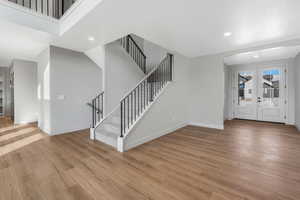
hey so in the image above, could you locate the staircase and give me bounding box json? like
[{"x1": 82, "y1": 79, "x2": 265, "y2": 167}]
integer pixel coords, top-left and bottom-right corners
[{"x1": 89, "y1": 35, "x2": 173, "y2": 152}]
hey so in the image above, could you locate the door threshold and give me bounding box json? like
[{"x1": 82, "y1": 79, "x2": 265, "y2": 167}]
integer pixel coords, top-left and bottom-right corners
[{"x1": 233, "y1": 118, "x2": 285, "y2": 125}]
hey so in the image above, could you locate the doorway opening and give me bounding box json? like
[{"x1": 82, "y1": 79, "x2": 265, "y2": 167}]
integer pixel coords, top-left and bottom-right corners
[{"x1": 223, "y1": 46, "x2": 298, "y2": 124}]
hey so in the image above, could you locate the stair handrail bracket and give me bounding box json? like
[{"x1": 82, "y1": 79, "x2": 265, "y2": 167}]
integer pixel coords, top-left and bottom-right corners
[{"x1": 120, "y1": 53, "x2": 173, "y2": 138}]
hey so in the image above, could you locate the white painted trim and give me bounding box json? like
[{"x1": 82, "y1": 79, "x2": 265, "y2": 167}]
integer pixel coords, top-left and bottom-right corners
[
  {"x1": 59, "y1": 0, "x2": 87, "y2": 21},
  {"x1": 296, "y1": 125, "x2": 300, "y2": 132},
  {"x1": 189, "y1": 122, "x2": 224, "y2": 130},
  {"x1": 0, "y1": 0, "x2": 103, "y2": 36},
  {"x1": 228, "y1": 61, "x2": 290, "y2": 123},
  {"x1": 58, "y1": 0, "x2": 104, "y2": 35},
  {"x1": 286, "y1": 122, "x2": 296, "y2": 126},
  {"x1": 90, "y1": 128, "x2": 95, "y2": 140},
  {"x1": 117, "y1": 137, "x2": 124, "y2": 152},
  {"x1": 124, "y1": 121, "x2": 188, "y2": 151},
  {"x1": 0, "y1": 0, "x2": 59, "y2": 35}
]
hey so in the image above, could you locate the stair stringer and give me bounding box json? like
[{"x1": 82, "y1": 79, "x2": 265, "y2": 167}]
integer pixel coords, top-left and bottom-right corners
[{"x1": 117, "y1": 82, "x2": 171, "y2": 152}]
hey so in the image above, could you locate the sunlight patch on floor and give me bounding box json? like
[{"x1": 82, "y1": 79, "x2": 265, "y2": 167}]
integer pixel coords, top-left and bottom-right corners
[
  {"x1": 0, "y1": 127, "x2": 37, "y2": 142},
  {"x1": 0, "y1": 123, "x2": 30, "y2": 134},
  {"x1": 0, "y1": 133, "x2": 45, "y2": 156}
]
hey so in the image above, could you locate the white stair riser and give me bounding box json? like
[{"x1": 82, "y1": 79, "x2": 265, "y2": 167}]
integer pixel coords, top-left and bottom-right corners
[{"x1": 95, "y1": 133, "x2": 117, "y2": 148}]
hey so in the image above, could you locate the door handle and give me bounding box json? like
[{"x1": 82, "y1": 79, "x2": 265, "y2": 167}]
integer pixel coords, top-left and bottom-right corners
[{"x1": 257, "y1": 97, "x2": 261, "y2": 103}]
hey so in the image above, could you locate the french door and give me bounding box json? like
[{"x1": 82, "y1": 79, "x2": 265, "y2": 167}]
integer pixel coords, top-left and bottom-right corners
[{"x1": 233, "y1": 66, "x2": 286, "y2": 123}]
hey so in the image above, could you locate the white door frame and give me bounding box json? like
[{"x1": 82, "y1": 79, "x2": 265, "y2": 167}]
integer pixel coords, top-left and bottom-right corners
[{"x1": 230, "y1": 63, "x2": 288, "y2": 123}]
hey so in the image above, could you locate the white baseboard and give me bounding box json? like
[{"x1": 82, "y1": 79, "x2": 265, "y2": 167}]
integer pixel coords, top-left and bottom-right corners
[
  {"x1": 189, "y1": 122, "x2": 224, "y2": 130},
  {"x1": 124, "y1": 121, "x2": 188, "y2": 151},
  {"x1": 296, "y1": 124, "x2": 300, "y2": 132}
]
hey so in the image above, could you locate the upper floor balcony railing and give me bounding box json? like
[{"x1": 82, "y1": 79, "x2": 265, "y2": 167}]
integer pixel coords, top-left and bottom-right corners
[{"x1": 6, "y1": 0, "x2": 76, "y2": 19}]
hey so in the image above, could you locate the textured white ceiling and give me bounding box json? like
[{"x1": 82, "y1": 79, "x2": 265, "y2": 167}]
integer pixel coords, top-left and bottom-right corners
[
  {"x1": 2, "y1": 0, "x2": 300, "y2": 65},
  {"x1": 53, "y1": 0, "x2": 300, "y2": 57},
  {"x1": 0, "y1": 19, "x2": 53, "y2": 66}
]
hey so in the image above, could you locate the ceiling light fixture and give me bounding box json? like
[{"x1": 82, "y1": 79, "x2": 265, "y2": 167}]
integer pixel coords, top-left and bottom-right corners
[
  {"x1": 224, "y1": 32, "x2": 232, "y2": 37},
  {"x1": 253, "y1": 55, "x2": 259, "y2": 58},
  {"x1": 88, "y1": 36, "x2": 95, "y2": 41}
]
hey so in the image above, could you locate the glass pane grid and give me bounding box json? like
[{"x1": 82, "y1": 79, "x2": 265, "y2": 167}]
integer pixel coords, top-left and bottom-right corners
[
  {"x1": 262, "y1": 69, "x2": 280, "y2": 107},
  {"x1": 238, "y1": 72, "x2": 254, "y2": 106}
]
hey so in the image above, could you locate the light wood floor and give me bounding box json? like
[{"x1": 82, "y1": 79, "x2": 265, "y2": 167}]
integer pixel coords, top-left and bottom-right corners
[{"x1": 1, "y1": 117, "x2": 300, "y2": 200}]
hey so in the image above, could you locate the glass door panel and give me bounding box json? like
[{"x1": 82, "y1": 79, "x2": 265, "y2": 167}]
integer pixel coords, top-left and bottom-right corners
[
  {"x1": 257, "y1": 67, "x2": 285, "y2": 123},
  {"x1": 234, "y1": 71, "x2": 257, "y2": 120}
]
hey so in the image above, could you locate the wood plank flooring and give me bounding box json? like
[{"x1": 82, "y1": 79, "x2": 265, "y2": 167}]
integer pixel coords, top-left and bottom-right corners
[{"x1": 1, "y1": 117, "x2": 300, "y2": 200}]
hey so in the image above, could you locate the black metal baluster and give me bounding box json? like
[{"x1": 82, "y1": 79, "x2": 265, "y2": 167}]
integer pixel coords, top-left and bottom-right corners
[
  {"x1": 134, "y1": 90, "x2": 136, "y2": 121},
  {"x1": 146, "y1": 79, "x2": 148, "y2": 105},
  {"x1": 140, "y1": 84, "x2": 142, "y2": 113},
  {"x1": 41, "y1": 0, "x2": 44, "y2": 14},
  {"x1": 144, "y1": 57, "x2": 146, "y2": 73},
  {"x1": 141, "y1": 82, "x2": 143, "y2": 111},
  {"x1": 93, "y1": 99, "x2": 96, "y2": 128},
  {"x1": 159, "y1": 67, "x2": 161, "y2": 89},
  {"x1": 47, "y1": 0, "x2": 49, "y2": 16},
  {"x1": 123, "y1": 99, "x2": 126, "y2": 134},
  {"x1": 121, "y1": 100, "x2": 123, "y2": 137},
  {"x1": 130, "y1": 93, "x2": 133, "y2": 124},
  {"x1": 101, "y1": 93, "x2": 104, "y2": 119},
  {"x1": 91, "y1": 99, "x2": 94, "y2": 128},
  {"x1": 164, "y1": 59, "x2": 168, "y2": 84},
  {"x1": 138, "y1": 85, "x2": 140, "y2": 115},
  {"x1": 144, "y1": 81, "x2": 146, "y2": 109},
  {"x1": 127, "y1": 97, "x2": 129, "y2": 131},
  {"x1": 170, "y1": 54, "x2": 173, "y2": 81},
  {"x1": 52, "y1": 0, "x2": 54, "y2": 17},
  {"x1": 98, "y1": 95, "x2": 100, "y2": 122},
  {"x1": 154, "y1": 70, "x2": 157, "y2": 97}
]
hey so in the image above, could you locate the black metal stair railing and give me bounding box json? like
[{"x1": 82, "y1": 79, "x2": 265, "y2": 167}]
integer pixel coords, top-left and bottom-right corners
[
  {"x1": 87, "y1": 91, "x2": 104, "y2": 128},
  {"x1": 120, "y1": 35, "x2": 147, "y2": 73},
  {"x1": 6, "y1": 0, "x2": 75, "y2": 19},
  {"x1": 120, "y1": 53, "x2": 173, "y2": 137}
]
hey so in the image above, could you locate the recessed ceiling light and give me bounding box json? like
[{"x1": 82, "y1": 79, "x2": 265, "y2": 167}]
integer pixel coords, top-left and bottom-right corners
[
  {"x1": 88, "y1": 36, "x2": 95, "y2": 41},
  {"x1": 253, "y1": 55, "x2": 259, "y2": 58},
  {"x1": 224, "y1": 32, "x2": 232, "y2": 37}
]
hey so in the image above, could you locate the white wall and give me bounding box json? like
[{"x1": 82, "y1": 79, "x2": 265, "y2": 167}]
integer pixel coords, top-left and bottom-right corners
[
  {"x1": 125, "y1": 52, "x2": 226, "y2": 151},
  {"x1": 124, "y1": 53, "x2": 191, "y2": 150},
  {"x1": 224, "y1": 65, "x2": 230, "y2": 120},
  {"x1": 226, "y1": 59, "x2": 295, "y2": 125},
  {"x1": 295, "y1": 54, "x2": 300, "y2": 130},
  {"x1": 0, "y1": 67, "x2": 10, "y2": 116},
  {"x1": 130, "y1": 34, "x2": 144, "y2": 51},
  {"x1": 105, "y1": 41, "x2": 145, "y2": 114},
  {"x1": 188, "y1": 54, "x2": 225, "y2": 129},
  {"x1": 143, "y1": 39, "x2": 168, "y2": 72},
  {"x1": 12, "y1": 59, "x2": 38, "y2": 124},
  {"x1": 50, "y1": 46, "x2": 102, "y2": 134},
  {"x1": 85, "y1": 45, "x2": 105, "y2": 70},
  {"x1": 37, "y1": 47, "x2": 51, "y2": 133},
  {"x1": 37, "y1": 46, "x2": 102, "y2": 135}
]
